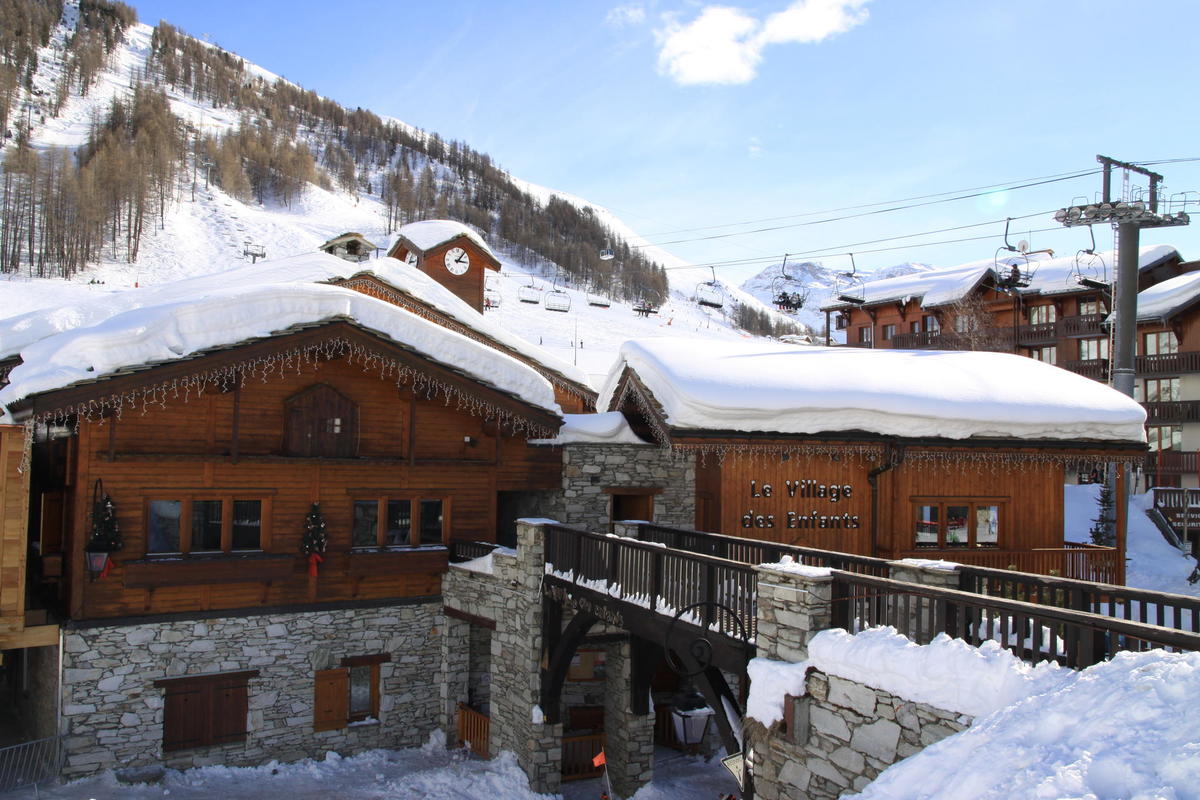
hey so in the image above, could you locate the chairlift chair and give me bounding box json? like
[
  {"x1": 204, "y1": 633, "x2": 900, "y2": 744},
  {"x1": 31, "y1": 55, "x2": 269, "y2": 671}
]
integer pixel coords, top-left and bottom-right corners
[
  {"x1": 544, "y1": 289, "x2": 571, "y2": 313},
  {"x1": 587, "y1": 293, "x2": 611, "y2": 308},
  {"x1": 484, "y1": 288, "x2": 502, "y2": 309},
  {"x1": 600, "y1": 241, "x2": 615, "y2": 261},
  {"x1": 1073, "y1": 227, "x2": 1111, "y2": 293},
  {"x1": 835, "y1": 253, "x2": 865, "y2": 305},
  {"x1": 770, "y1": 255, "x2": 809, "y2": 312},
  {"x1": 517, "y1": 278, "x2": 541, "y2": 304},
  {"x1": 992, "y1": 218, "x2": 1035, "y2": 292},
  {"x1": 695, "y1": 266, "x2": 725, "y2": 309}
]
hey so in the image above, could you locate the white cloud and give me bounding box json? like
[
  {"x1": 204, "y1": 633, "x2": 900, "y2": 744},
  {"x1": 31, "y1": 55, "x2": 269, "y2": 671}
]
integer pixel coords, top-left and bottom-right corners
[
  {"x1": 656, "y1": 0, "x2": 870, "y2": 86},
  {"x1": 606, "y1": 3, "x2": 647, "y2": 27},
  {"x1": 748, "y1": 136, "x2": 764, "y2": 158}
]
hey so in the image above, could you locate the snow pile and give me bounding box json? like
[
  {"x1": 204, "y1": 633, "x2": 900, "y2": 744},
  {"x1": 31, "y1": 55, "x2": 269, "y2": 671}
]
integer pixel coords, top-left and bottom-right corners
[
  {"x1": 1135, "y1": 268, "x2": 1200, "y2": 322},
  {"x1": 745, "y1": 658, "x2": 810, "y2": 725},
  {"x1": 0, "y1": 283, "x2": 560, "y2": 415},
  {"x1": 600, "y1": 338, "x2": 1147, "y2": 442},
  {"x1": 806, "y1": 627, "x2": 1072, "y2": 718},
  {"x1": 759, "y1": 555, "x2": 833, "y2": 579},
  {"x1": 454, "y1": 545, "x2": 516, "y2": 575},
  {"x1": 849, "y1": 648, "x2": 1200, "y2": 800},
  {"x1": 530, "y1": 411, "x2": 648, "y2": 445},
  {"x1": 894, "y1": 557, "x2": 960, "y2": 572},
  {"x1": 395, "y1": 219, "x2": 496, "y2": 260}
]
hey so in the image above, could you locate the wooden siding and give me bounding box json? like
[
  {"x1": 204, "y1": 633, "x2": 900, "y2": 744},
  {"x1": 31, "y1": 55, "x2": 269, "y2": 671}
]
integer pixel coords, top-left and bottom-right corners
[
  {"x1": 47, "y1": 342, "x2": 560, "y2": 622},
  {"x1": 387, "y1": 235, "x2": 499, "y2": 314},
  {"x1": 0, "y1": 425, "x2": 30, "y2": 635}
]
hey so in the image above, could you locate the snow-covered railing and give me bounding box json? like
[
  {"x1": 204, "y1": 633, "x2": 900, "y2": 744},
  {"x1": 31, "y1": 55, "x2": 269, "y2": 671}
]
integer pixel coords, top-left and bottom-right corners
[
  {"x1": 956, "y1": 561, "x2": 1200, "y2": 634},
  {"x1": 449, "y1": 539, "x2": 499, "y2": 563},
  {"x1": 898, "y1": 544, "x2": 1120, "y2": 584},
  {"x1": 634, "y1": 523, "x2": 892, "y2": 578},
  {"x1": 830, "y1": 570, "x2": 1200, "y2": 669},
  {"x1": 542, "y1": 524, "x2": 757, "y2": 643}
]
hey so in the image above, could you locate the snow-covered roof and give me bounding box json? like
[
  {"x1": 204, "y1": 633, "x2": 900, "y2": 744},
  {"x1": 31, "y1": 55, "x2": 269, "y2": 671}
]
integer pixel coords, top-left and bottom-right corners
[
  {"x1": 599, "y1": 338, "x2": 1146, "y2": 443},
  {"x1": 1135, "y1": 269, "x2": 1200, "y2": 322},
  {"x1": 529, "y1": 411, "x2": 649, "y2": 445},
  {"x1": 821, "y1": 245, "x2": 1179, "y2": 311},
  {"x1": 394, "y1": 220, "x2": 496, "y2": 261},
  {"x1": 0, "y1": 252, "x2": 592, "y2": 392},
  {"x1": 318, "y1": 232, "x2": 378, "y2": 251},
  {"x1": 0, "y1": 283, "x2": 561, "y2": 416}
]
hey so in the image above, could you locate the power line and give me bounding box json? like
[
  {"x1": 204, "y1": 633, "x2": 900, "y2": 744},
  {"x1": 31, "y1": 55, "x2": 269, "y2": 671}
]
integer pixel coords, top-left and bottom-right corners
[{"x1": 635, "y1": 172, "x2": 1104, "y2": 249}]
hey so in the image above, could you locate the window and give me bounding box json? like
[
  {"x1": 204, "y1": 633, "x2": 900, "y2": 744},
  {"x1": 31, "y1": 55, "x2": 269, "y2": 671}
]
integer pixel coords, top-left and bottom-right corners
[
  {"x1": 1143, "y1": 331, "x2": 1179, "y2": 356},
  {"x1": 1136, "y1": 378, "x2": 1180, "y2": 403},
  {"x1": 313, "y1": 654, "x2": 390, "y2": 731},
  {"x1": 857, "y1": 326, "x2": 873, "y2": 345},
  {"x1": 351, "y1": 496, "x2": 447, "y2": 547},
  {"x1": 881, "y1": 324, "x2": 896, "y2": 342},
  {"x1": 1027, "y1": 305, "x2": 1056, "y2": 324},
  {"x1": 146, "y1": 496, "x2": 269, "y2": 555},
  {"x1": 284, "y1": 383, "x2": 359, "y2": 458},
  {"x1": 1079, "y1": 338, "x2": 1109, "y2": 361},
  {"x1": 910, "y1": 321, "x2": 921, "y2": 334},
  {"x1": 1147, "y1": 425, "x2": 1181, "y2": 453},
  {"x1": 923, "y1": 315, "x2": 940, "y2": 332},
  {"x1": 1079, "y1": 298, "x2": 1107, "y2": 316},
  {"x1": 913, "y1": 500, "x2": 1001, "y2": 549},
  {"x1": 1027, "y1": 346, "x2": 1057, "y2": 365},
  {"x1": 154, "y1": 670, "x2": 258, "y2": 752},
  {"x1": 953, "y1": 315, "x2": 978, "y2": 333}
]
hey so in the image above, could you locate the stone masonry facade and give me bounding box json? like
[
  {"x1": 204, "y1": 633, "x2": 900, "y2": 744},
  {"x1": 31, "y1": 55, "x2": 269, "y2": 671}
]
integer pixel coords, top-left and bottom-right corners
[
  {"x1": 556, "y1": 443, "x2": 695, "y2": 531},
  {"x1": 59, "y1": 601, "x2": 442, "y2": 779}
]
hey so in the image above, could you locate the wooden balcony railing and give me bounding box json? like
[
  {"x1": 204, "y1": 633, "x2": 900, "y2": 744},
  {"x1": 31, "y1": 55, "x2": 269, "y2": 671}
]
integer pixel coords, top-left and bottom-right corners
[
  {"x1": 1137, "y1": 351, "x2": 1200, "y2": 376},
  {"x1": 898, "y1": 545, "x2": 1120, "y2": 585},
  {"x1": 1063, "y1": 358, "x2": 1110, "y2": 381},
  {"x1": 1144, "y1": 400, "x2": 1200, "y2": 423},
  {"x1": 1145, "y1": 450, "x2": 1198, "y2": 477},
  {"x1": 1016, "y1": 322, "x2": 1058, "y2": 345},
  {"x1": 1061, "y1": 314, "x2": 1106, "y2": 337}
]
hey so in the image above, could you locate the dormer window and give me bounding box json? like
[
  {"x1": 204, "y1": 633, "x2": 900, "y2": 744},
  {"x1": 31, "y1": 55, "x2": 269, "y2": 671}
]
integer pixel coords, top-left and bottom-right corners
[{"x1": 284, "y1": 384, "x2": 358, "y2": 458}]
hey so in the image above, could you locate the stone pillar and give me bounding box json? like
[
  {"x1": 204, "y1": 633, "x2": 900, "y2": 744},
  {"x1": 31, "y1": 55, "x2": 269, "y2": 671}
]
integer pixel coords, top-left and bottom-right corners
[
  {"x1": 753, "y1": 564, "x2": 834, "y2": 662},
  {"x1": 489, "y1": 521, "x2": 563, "y2": 793},
  {"x1": 887, "y1": 560, "x2": 961, "y2": 645},
  {"x1": 602, "y1": 640, "x2": 655, "y2": 798},
  {"x1": 438, "y1": 615, "x2": 470, "y2": 743}
]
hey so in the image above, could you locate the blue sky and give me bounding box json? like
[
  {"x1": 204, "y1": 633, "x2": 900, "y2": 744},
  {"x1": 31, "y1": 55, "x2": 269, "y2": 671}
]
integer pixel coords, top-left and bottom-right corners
[{"x1": 132, "y1": 0, "x2": 1200, "y2": 282}]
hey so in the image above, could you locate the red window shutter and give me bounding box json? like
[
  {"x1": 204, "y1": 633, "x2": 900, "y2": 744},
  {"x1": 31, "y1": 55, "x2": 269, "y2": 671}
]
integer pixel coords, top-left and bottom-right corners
[
  {"x1": 313, "y1": 668, "x2": 349, "y2": 732},
  {"x1": 163, "y1": 684, "x2": 210, "y2": 752}
]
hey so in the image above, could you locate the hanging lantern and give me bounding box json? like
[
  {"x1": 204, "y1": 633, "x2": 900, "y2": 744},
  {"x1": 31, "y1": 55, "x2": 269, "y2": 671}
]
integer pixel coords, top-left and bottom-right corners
[
  {"x1": 670, "y1": 687, "x2": 714, "y2": 748},
  {"x1": 85, "y1": 478, "x2": 122, "y2": 581}
]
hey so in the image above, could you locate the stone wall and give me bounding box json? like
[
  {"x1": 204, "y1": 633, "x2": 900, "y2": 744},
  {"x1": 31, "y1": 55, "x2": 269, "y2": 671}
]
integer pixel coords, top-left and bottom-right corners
[
  {"x1": 59, "y1": 601, "x2": 441, "y2": 779},
  {"x1": 602, "y1": 639, "x2": 654, "y2": 798},
  {"x1": 747, "y1": 669, "x2": 970, "y2": 799},
  {"x1": 556, "y1": 444, "x2": 695, "y2": 531}
]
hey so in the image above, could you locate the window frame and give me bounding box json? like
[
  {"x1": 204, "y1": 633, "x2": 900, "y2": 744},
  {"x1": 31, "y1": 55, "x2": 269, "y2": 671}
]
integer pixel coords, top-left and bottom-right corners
[
  {"x1": 348, "y1": 492, "x2": 450, "y2": 548},
  {"x1": 154, "y1": 670, "x2": 259, "y2": 752},
  {"x1": 881, "y1": 323, "x2": 896, "y2": 342},
  {"x1": 1079, "y1": 337, "x2": 1109, "y2": 361},
  {"x1": 912, "y1": 498, "x2": 1004, "y2": 550},
  {"x1": 1027, "y1": 345, "x2": 1057, "y2": 365},
  {"x1": 313, "y1": 654, "x2": 390, "y2": 731},
  {"x1": 144, "y1": 494, "x2": 272, "y2": 556},
  {"x1": 1027, "y1": 304, "x2": 1056, "y2": 325},
  {"x1": 857, "y1": 325, "x2": 873, "y2": 345},
  {"x1": 1142, "y1": 330, "x2": 1179, "y2": 356}
]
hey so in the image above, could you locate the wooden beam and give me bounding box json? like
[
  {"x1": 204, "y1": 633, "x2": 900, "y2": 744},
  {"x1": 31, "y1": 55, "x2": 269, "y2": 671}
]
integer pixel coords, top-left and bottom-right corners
[
  {"x1": 444, "y1": 605, "x2": 496, "y2": 630},
  {"x1": 0, "y1": 624, "x2": 58, "y2": 650}
]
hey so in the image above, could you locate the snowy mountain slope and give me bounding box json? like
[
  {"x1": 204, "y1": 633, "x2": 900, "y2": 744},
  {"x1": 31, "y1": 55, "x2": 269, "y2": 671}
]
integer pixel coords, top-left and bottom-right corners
[{"x1": 3, "y1": 5, "x2": 797, "y2": 381}]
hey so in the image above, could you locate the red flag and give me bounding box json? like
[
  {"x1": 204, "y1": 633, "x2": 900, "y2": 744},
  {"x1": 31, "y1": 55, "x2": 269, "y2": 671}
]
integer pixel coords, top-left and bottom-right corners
[{"x1": 592, "y1": 750, "x2": 606, "y2": 767}]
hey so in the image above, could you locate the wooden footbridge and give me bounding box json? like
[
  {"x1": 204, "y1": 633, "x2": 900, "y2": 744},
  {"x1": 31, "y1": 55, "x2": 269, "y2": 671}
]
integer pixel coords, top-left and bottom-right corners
[{"x1": 535, "y1": 522, "x2": 1200, "y2": 758}]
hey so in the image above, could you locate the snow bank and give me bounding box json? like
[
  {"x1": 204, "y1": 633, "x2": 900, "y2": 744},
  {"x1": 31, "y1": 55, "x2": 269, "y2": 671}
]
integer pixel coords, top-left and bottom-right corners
[
  {"x1": 530, "y1": 411, "x2": 648, "y2": 445},
  {"x1": 395, "y1": 220, "x2": 496, "y2": 260},
  {"x1": 806, "y1": 627, "x2": 1072, "y2": 718},
  {"x1": 599, "y1": 338, "x2": 1146, "y2": 442},
  {"x1": 848, "y1": 649, "x2": 1200, "y2": 800},
  {"x1": 746, "y1": 657, "x2": 810, "y2": 725},
  {"x1": 0, "y1": 251, "x2": 591, "y2": 390},
  {"x1": 0, "y1": 283, "x2": 560, "y2": 415}
]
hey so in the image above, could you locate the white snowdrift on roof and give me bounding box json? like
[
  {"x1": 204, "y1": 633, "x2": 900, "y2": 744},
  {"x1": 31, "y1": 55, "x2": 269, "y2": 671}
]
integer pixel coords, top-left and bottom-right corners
[
  {"x1": 849, "y1": 648, "x2": 1200, "y2": 800},
  {"x1": 530, "y1": 411, "x2": 648, "y2": 445},
  {"x1": 0, "y1": 283, "x2": 560, "y2": 414},
  {"x1": 599, "y1": 338, "x2": 1146, "y2": 442},
  {"x1": 824, "y1": 244, "x2": 1178, "y2": 309},
  {"x1": 395, "y1": 220, "x2": 495, "y2": 260},
  {"x1": 0, "y1": 252, "x2": 590, "y2": 390},
  {"x1": 807, "y1": 627, "x2": 1071, "y2": 718},
  {"x1": 1136, "y1": 268, "x2": 1200, "y2": 322}
]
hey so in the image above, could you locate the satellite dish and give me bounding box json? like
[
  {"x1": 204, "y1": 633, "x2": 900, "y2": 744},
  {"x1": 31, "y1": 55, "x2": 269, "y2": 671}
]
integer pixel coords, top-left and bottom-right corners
[{"x1": 1017, "y1": 239, "x2": 1030, "y2": 254}]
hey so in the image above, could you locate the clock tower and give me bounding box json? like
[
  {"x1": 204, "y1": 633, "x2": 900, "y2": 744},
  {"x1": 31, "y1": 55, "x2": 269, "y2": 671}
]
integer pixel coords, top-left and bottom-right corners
[{"x1": 386, "y1": 221, "x2": 501, "y2": 313}]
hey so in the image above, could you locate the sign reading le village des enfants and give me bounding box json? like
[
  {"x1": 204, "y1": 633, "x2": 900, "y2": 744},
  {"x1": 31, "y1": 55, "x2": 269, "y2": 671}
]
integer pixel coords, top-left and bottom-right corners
[{"x1": 742, "y1": 479, "x2": 861, "y2": 530}]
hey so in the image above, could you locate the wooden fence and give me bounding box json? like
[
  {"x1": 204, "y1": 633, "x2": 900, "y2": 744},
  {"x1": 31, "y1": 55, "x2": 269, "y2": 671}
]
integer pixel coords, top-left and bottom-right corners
[
  {"x1": 898, "y1": 544, "x2": 1120, "y2": 584},
  {"x1": 561, "y1": 733, "x2": 606, "y2": 781},
  {"x1": 456, "y1": 702, "x2": 490, "y2": 759}
]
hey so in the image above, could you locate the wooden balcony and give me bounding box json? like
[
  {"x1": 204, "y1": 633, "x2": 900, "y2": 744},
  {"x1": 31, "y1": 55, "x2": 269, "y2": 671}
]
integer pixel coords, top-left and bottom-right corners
[
  {"x1": 891, "y1": 330, "x2": 942, "y2": 349},
  {"x1": 1144, "y1": 450, "x2": 1198, "y2": 477},
  {"x1": 1137, "y1": 351, "x2": 1200, "y2": 376},
  {"x1": 1061, "y1": 313, "x2": 1106, "y2": 338},
  {"x1": 1144, "y1": 400, "x2": 1200, "y2": 424},
  {"x1": 1064, "y1": 358, "x2": 1109, "y2": 381},
  {"x1": 1016, "y1": 322, "x2": 1058, "y2": 345}
]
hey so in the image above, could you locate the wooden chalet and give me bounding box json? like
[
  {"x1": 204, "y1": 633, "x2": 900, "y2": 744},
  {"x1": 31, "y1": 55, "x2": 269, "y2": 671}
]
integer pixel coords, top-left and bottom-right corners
[
  {"x1": 603, "y1": 338, "x2": 1147, "y2": 582},
  {"x1": 386, "y1": 220, "x2": 502, "y2": 314},
  {"x1": 317, "y1": 232, "x2": 379, "y2": 263}
]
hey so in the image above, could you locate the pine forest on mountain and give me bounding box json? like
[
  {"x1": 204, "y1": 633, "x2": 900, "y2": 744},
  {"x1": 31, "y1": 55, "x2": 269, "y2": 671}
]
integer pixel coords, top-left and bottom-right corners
[{"x1": 0, "y1": 0, "x2": 711, "y2": 323}]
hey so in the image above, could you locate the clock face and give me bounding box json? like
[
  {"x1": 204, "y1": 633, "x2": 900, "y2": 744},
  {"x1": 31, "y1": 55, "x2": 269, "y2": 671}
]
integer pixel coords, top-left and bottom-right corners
[
  {"x1": 404, "y1": 250, "x2": 418, "y2": 267},
  {"x1": 444, "y1": 247, "x2": 470, "y2": 276}
]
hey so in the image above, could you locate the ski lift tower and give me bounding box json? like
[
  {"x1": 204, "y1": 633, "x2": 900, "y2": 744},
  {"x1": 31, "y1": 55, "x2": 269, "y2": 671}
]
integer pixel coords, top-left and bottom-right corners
[{"x1": 243, "y1": 240, "x2": 266, "y2": 264}]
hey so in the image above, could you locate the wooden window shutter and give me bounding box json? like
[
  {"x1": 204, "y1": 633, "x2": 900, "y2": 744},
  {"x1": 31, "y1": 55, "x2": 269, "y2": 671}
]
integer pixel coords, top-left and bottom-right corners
[
  {"x1": 313, "y1": 668, "x2": 349, "y2": 732},
  {"x1": 210, "y1": 682, "x2": 250, "y2": 745},
  {"x1": 162, "y1": 683, "x2": 209, "y2": 752}
]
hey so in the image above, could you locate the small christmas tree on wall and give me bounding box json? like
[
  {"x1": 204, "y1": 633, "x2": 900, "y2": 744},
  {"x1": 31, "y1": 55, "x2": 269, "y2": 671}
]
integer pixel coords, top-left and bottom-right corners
[
  {"x1": 301, "y1": 502, "x2": 327, "y2": 578},
  {"x1": 1089, "y1": 478, "x2": 1116, "y2": 547},
  {"x1": 87, "y1": 481, "x2": 122, "y2": 553}
]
